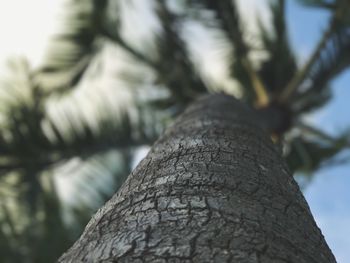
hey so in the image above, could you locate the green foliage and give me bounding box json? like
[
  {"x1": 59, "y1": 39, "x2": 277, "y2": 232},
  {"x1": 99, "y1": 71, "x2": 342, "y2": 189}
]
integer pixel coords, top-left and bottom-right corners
[
  {"x1": 0, "y1": 59, "x2": 158, "y2": 177},
  {"x1": 258, "y1": 0, "x2": 298, "y2": 95},
  {"x1": 0, "y1": 178, "x2": 75, "y2": 263},
  {"x1": 297, "y1": 0, "x2": 337, "y2": 9},
  {"x1": 36, "y1": 0, "x2": 109, "y2": 94},
  {"x1": 187, "y1": 0, "x2": 257, "y2": 101},
  {"x1": 287, "y1": 0, "x2": 350, "y2": 107},
  {"x1": 0, "y1": 57, "x2": 160, "y2": 261},
  {"x1": 0, "y1": 150, "x2": 132, "y2": 262},
  {"x1": 154, "y1": 0, "x2": 207, "y2": 106},
  {"x1": 286, "y1": 127, "x2": 349, "y2": 173},
  {"x1": 298, "y1": 26, "x2": 350, "y2": 97}
]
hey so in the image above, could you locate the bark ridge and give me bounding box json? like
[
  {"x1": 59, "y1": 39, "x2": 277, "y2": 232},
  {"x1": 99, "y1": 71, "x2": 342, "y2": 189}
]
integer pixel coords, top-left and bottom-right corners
[{"x1": 59, "y1": 94, "x2": 336, "y2": 263}]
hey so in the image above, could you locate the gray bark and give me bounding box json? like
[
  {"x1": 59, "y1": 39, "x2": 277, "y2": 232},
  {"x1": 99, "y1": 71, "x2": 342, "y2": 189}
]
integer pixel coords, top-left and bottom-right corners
[{"x1": 59, "y1": 94, "x2": 336, "y2": 262}]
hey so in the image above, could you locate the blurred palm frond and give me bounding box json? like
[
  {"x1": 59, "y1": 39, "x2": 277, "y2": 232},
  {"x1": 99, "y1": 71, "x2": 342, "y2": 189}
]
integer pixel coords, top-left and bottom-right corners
[
  {"x1": 186, "y1": 0, "x2": 270, "y2": 105},
  {"x1": 258, "y1": 0, "x2": 298, "y2": 95},
  {"x1": 280, "y1": 0, "x2": 350, "y2": 103},
  {"x1": 153, "y1": 0, "x2": 207, "y2": 108},
  {"x1": 35, "y1": 0, "x2": 109, "y2": 94}
]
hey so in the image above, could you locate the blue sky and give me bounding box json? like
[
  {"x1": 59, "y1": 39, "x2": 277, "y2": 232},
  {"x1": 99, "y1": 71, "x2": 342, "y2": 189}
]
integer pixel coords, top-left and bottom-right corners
[{"x1": 286, "y1": 2, "x2": 350, "y2": 262}]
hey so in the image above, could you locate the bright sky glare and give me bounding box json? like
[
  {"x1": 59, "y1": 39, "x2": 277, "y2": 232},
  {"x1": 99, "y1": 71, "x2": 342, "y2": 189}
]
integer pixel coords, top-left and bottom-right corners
[{"x1": 0, "y1": 0, "x2": 61, "y2": 70}]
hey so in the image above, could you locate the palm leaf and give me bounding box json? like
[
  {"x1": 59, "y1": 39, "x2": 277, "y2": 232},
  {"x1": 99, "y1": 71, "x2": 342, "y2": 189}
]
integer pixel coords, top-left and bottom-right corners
[
  {"x1": 186, "y1": 0, "x2": 270, "y2": 106},
  {"x1": 0, "y1": 58, "x2": 161, "y2": 177},
  {"x1": 298, "y1": 26, "x2": 350, "y2": 98},
  {"x1": 258, "y1": 0, "x2": 298, "y2": 95},
  {"x1": 297, "y1": 0, "x2": 337, "y2": 9},
  {"x1": 292, "y1": 85, "x2": 332, "y2": 114},
  {"x1": 286, "y1": 136, "x2": 346, "y2": 173},
  {"x1": 154, "y1": 0, "x2": 207, "y2": 107},
  {"x1": 35, "y1": 0, "x2": 109, "y2": 94},
  {"x1": 280, "y1": 0, "x2": 350, "y2": 103},
  {"x1": 0, "y1": 173, "x2": 81, "y2": 262},
  {"x1": 0, "y1": 58, "x2": 159, "y2": 262},
  {"x1": 0, "y1": 148, "x2": 136, "y2": 262},
  {"x1": 286, "y1": 123, "x2": 349, "y2": 173}
]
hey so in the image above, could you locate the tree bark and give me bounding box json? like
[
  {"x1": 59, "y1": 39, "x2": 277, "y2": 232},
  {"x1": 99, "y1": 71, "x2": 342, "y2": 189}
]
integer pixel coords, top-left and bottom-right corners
[{"x1": 59, "y1": 94, "x2": 336, "y2": 262}]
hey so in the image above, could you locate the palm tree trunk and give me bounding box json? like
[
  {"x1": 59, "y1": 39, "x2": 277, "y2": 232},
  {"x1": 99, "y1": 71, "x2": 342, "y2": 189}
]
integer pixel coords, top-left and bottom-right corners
[{"x1": 59, "y1": 94, "x2": 335, "y2": 262}]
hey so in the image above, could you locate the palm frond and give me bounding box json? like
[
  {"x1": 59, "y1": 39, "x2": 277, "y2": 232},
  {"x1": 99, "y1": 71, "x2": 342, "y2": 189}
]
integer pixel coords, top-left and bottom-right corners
[
  {"x1": 280, "y1": 0, "x2": 350, "y2": 103},
  {"x1": 258, "y1": 0, "x2": 298, "y2": 95},
  {"x1": 297, "y1": 0, "x2": 337, "y2": 9},
  {"x1": 285, "y1": 123, "x2": 349, "y2": 173},
  {"x1": 186, "y1": 0, "x2": 270, "y2": 106},
  {"x1": 189, "y1": 0, "x2": 248, "y2": 57},
  {"x1": 0, "y1": 148, "x2": 136, "y2": 262},
  {"x1": 0, "y1": 173, "x2": 73, "y2": 262},
  {"x1": 154, "y1": 0, "x2": 207, "y2": 107},
  {"x1": 286, "y1": 136, "x2": 346, "y2": 173},
  {"x1": 0, "y1": 58, "x2": 161, "y2": 177},
  {"x1": 299, "y1": 27, "x2": 350, "y2": 93},
  {"x1": 35, "y1": 0, "x2": 109, "y2": 94},
  {"x1": 292, "y1": 86, "x2": 332, "y2": 114},
  {"x1": 54, "y1": 150, "x2": 132, "y2": 217},
  {"x1": 0, "y1": 57, "x2": 159, "y2": 262},
  {"x1": 0, "y1": 101, "x2": 159, "y2": 176}
]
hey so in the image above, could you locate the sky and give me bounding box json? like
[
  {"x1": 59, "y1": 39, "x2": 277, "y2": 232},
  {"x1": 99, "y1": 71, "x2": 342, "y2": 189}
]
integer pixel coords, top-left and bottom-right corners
[
  {"x1": 0, "y1": 0, "x2": 62, "y2": 71},
  {"x1": 286, "y1": 2, "x2": 350, "y2": 262},
  {"x1": 0, "y1": 0, "x2": 349, "y2": 262}
]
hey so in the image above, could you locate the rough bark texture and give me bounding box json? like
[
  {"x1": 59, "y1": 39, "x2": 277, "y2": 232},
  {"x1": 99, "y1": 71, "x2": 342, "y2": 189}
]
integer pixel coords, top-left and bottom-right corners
[{"x1": 59, "y1": 94, "x2": 336, "y2": 263}]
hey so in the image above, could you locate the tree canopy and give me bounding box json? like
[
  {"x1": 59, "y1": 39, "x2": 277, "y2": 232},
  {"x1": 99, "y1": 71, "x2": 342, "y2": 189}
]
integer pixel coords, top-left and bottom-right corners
[{"x1": 0, "y1": 0, "x2": 349, "y2": 262}]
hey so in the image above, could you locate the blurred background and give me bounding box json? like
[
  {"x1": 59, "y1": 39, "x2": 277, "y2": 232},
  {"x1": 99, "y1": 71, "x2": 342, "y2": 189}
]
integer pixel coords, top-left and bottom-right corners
[{"x1": 0, "y1": 0, "x2": 349, "y2": 262}]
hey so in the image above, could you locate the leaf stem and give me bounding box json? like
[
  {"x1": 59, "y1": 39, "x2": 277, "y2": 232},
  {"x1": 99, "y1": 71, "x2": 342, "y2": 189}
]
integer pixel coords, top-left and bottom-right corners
[
  {"x1": 242, "y1": 58, "x2": 270, "y2": 107},
  {"x1": 298, "y1": 121, "x2": 350, "y2": 148},
  {"x1": 279, "y1": 22, "x2": 335, "y2": 103},
  {"x1": 103, "y1": 30, "x2": 160, "y2": 71}
]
